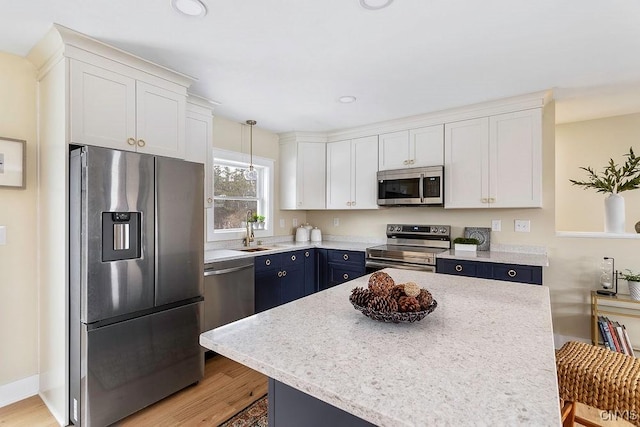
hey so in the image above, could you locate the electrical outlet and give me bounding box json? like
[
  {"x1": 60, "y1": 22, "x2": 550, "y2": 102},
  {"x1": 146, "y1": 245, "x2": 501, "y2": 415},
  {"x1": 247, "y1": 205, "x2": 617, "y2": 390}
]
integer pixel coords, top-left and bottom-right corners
[
  {"x1": 0, "y1": 226, "x2": 5, "y2": 245},
  {"x1": 279, "y1": 219, "x2": 285, "y2": 228},
  {"x1": 514, "y1": 220, "x2": 531, "y2": 232},
  {"x1": 491, "y1": 220, "x2": 501, "y2": 232},
  {"x1": 333, "y1": 217, "x2": 340, "y2": 227},
  {"x1": 292, "y1": 218, "x2": 298, "y2": 227}
]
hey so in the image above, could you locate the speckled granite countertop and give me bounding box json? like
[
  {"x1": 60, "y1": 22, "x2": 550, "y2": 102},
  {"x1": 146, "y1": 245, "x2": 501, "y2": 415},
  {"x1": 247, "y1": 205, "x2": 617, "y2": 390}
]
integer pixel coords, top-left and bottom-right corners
[
  {"x1": 200, "y1": 268, "x2": 560, "y2": 426},
  {"x1": 436, "y1": 249, "x2": 549, "y2": 267}
]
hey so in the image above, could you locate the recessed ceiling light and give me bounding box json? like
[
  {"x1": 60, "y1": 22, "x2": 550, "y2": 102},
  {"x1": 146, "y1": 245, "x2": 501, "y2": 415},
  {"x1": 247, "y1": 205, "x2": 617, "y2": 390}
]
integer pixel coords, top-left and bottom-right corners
[
  {"x1": 170, "y1": 0, "x2": 207, "y2": 17},
  {"x1": 359, "y1": 0, "x2": 394, "y2": 10},
  {"x1": 339, "y1": 96, "x2": 357, "y2": 104}
]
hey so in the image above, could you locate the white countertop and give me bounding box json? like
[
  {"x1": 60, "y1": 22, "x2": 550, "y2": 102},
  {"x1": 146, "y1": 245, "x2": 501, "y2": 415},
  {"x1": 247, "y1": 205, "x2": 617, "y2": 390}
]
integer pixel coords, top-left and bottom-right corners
[
  {"x1": 200, "y1": 268, "x2": 560, "y2": 426},
  {"x1": 437, "y1": 249, "x2": 549, "y2": 267}
]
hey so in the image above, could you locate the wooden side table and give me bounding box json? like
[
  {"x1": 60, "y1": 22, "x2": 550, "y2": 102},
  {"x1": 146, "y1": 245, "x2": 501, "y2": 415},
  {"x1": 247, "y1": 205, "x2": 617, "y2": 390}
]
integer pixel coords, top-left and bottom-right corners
[{"x1": 591, "y1": 290, "x2": 640, "y2": 355}]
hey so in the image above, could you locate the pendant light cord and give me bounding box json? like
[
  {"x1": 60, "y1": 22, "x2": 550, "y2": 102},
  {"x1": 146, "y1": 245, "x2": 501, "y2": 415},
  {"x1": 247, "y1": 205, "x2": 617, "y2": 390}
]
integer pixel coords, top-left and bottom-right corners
[{"x1": 246, "y1": 119, "x2": 256, "y2": 170}]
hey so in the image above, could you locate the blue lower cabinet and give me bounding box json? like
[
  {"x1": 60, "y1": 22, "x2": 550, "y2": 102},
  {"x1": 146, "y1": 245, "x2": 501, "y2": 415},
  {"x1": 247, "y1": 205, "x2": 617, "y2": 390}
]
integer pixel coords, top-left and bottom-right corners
[
  {"x1": 436, "y1": 258, "x2": 542, "y2": 285},
  {"x1": 255, "y1": 270, "x2": 281, "y2": 313},
  {"x1": 323, "y1": 250, "x2": 366, "y2": 290},
  {"x1": 303, "y1": 249, "x2": 317, "y2": 296},
  {"x1": 281, "y1": 263, "x2": 305, "y2": 305}
]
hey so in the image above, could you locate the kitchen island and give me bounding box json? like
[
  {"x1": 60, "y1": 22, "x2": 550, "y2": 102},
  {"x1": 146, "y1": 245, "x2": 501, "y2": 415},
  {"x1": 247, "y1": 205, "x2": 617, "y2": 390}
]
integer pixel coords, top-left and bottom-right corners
[{"x1": 200, "y1": 268, "x2": 560, "y2": 426}]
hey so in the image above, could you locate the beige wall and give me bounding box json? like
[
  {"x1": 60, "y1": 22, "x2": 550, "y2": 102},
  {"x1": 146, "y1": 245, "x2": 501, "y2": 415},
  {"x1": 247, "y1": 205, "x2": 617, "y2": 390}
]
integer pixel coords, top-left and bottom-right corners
[
  {"x1": 211, "y1": 116, "x2": 306, "y2": 237},
  {"x1": 0, "y1": 53, "x2": 38, "y2": 386},
  {"x1": 556, "y1": 112, "x2": 640, "y2": 232}
]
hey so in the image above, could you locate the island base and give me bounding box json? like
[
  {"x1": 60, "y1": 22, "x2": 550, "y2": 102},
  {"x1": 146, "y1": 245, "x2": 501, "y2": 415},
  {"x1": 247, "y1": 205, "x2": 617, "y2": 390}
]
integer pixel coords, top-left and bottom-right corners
[{"x1": 268, "y1": 378, "x2": 375, "y2": 427}]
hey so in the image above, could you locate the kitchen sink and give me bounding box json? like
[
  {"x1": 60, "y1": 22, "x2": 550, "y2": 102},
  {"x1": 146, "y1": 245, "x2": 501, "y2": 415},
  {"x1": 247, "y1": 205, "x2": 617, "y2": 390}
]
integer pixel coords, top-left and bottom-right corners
[{"x1": 239, "y1": 247, "x2": 273, "y2": 252}]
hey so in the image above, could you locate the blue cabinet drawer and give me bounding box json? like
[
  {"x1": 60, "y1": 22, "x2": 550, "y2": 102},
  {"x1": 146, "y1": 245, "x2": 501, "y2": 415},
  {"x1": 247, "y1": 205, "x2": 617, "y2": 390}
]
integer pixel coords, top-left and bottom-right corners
[
  {"x1": 281, "y1": 250, "x2": 305, "y2": 269},
  {"x1": 436, "y1": 259, "x2": 489, "y2": 278},
  {"x1": 327, "y1": 265, "x2": 364, "y2": 288},
  {"x1": 492, "y1": 264, "x2": 542, "y2": 285},
  {"x1": 327, "y1": 250, "x2": 365, "y2": 265},
  {"x1": 255, "y1": 254, "x2": 280, "y2": 272}
]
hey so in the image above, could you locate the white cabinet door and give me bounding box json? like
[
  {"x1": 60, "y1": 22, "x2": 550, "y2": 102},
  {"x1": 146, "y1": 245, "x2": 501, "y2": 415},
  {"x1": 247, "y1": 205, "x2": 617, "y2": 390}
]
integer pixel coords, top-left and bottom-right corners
[
  {"x1": 378, "y1": 130, "x2": 410, "y2": 170},
  {"x1": 444, "y1": 118, "x2": 489, "y2": 208},
  {"x1": 136, "y1": 81, "x2": 186, "y2": 158},
  {"x1": 326, "y1": 140, "x2": 352, "y2": 209},
  {"x1": 70, "y1": 60, "x2": 136, "y2": 150},
  {"x1": 410, "y1": 124, "x2": 444, "y2": 167},
  {"x1": 352, "y1": 135, "x2": 379, "y2": 209},
  {"x1": 185, "y1": 106, "x2": 213, "y2": 208},
  {"x1": 297, "y1": 142, "x2": 326, "y2": 209},
  {"x1": 489, "y1": 109, "x2": 542, "y2": 208}
]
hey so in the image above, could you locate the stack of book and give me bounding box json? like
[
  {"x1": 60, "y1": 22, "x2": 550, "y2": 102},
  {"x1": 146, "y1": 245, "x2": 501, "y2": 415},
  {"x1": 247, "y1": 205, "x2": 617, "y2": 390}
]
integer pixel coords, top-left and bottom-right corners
[{"x1": 598, "y1": 316, "x2": 635, "y2": 355}]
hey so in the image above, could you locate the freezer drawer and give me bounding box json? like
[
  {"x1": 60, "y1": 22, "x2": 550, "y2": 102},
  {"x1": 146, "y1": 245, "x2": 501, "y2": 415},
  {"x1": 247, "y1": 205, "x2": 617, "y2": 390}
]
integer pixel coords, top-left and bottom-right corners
[{"x1": 70, "y1": 302, "x2": 204, "y2": 426}]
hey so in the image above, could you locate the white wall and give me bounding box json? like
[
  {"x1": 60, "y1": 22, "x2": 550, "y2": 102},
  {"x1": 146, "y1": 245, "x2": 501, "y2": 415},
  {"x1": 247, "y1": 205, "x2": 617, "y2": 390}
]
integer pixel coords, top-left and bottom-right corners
[{"x1": 0, "y1": 52, "x2": 38, "y2": 405}]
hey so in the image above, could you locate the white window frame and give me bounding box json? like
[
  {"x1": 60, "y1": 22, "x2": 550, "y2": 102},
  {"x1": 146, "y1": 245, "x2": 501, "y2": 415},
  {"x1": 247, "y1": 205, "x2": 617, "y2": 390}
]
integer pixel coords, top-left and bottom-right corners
[{"x1": 206, "y1": 148, "x2": 274, "y2": 243}]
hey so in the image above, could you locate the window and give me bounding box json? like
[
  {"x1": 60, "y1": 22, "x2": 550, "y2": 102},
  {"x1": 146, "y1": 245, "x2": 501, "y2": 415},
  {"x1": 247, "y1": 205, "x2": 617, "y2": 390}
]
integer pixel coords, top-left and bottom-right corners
[{"x1": 207, "y1": 148, "x2": 273, "y2": 241}]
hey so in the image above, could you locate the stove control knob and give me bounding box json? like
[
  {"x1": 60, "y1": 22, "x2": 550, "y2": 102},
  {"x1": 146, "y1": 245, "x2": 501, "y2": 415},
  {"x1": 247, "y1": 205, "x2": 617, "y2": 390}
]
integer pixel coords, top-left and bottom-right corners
[
  {"x1": 430, "y1": 226, "x2": 438, "y2": 233},
  {"x1": 395, "y1": 226, "x2": 401, "y2": 232},
  {"x1": 388, "y1": 226, "x2": 395, "y2": 232},
  {"x1": 439, "y1": 227, "x2": 447, "y2": 233}
]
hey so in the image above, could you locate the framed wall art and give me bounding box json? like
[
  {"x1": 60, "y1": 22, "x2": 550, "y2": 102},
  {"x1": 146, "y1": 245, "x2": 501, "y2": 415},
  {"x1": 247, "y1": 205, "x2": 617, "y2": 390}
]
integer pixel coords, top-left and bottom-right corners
[{"x1": 0, "y1": 137, "x2": 26, "y2": 189}]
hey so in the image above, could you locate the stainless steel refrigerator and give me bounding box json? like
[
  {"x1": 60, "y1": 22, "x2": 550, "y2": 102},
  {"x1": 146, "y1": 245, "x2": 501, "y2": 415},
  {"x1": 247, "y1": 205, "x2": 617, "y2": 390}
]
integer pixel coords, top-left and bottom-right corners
[{"x1": 69, "y1": 146, "x2": 204, "y2": 426}]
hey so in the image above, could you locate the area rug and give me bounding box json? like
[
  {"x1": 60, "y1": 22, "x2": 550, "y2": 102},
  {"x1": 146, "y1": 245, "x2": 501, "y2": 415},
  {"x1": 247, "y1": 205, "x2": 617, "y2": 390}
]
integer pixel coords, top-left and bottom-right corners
[{"x1": 219, "y1": 394, "x2": 268, "y2": 427}]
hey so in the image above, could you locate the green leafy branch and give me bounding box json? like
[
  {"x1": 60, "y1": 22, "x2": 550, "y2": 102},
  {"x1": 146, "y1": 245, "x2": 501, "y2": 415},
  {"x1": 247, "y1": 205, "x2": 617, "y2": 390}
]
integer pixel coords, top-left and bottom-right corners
[{"x1": 569, "y1": 147, "x2": 640, "y2": 194}]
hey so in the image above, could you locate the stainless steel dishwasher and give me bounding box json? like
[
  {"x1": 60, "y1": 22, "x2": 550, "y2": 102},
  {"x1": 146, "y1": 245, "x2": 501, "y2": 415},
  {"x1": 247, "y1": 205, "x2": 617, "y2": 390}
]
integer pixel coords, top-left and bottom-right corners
[{"x1": 203, "y1": 257, "x2": 255, "y2": 332}]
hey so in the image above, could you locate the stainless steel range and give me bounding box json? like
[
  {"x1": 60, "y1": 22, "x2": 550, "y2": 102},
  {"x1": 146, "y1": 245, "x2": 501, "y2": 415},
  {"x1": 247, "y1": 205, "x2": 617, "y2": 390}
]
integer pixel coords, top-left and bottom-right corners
[{"x1": 366, "y1": 224, "x2": 451, "y2": 272}]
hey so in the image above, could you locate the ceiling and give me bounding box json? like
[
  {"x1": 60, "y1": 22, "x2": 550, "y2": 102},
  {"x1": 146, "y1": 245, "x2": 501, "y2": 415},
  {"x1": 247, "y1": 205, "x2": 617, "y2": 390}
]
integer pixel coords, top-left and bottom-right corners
[{"x1": 1, "y1": 1, "x2": 640, "y2": 133}]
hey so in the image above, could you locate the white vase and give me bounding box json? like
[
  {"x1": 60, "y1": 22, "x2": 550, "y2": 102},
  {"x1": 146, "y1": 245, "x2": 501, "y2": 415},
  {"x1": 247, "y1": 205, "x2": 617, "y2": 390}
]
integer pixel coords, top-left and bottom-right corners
[
  {"x1": 629, "y1": 281, "x2": 640, "y2": 301},
  {"x1": 604, "y1": 193, "x2": 625, "y2": 233}
]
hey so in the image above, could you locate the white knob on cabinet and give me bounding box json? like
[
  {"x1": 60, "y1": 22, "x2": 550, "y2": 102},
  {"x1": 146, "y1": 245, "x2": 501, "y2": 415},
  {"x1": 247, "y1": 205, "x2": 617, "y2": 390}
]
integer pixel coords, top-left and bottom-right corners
[
  {"x1": 127, "y1": 137, "x2": 136, "y2": 146},
  {"x1": 137, "y1": 139, "x2": 146, "y2": 147}
]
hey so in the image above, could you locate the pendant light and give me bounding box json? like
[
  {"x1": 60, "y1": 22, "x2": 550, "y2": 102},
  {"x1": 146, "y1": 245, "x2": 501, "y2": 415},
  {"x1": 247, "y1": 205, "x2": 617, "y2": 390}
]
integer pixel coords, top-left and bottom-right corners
[{"x1": 243, "y1": 120, "x2": 258, "y2": 181}]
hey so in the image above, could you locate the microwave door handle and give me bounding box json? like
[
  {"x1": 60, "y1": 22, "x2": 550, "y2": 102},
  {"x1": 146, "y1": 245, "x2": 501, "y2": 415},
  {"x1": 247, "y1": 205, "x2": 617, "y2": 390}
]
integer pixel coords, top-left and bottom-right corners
[{"x1": 419, "y1": 173, "x2": 424, "y2": 203}]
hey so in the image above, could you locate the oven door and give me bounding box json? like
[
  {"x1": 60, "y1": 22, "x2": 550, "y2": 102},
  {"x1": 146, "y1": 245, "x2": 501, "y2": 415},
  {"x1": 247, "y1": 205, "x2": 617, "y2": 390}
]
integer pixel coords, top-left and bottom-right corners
[
  {"x1": 365, "y1": 259, "x2": 436, "y2": 273},
  {"x1": 377, "y1": 170, "x2": 422, "y2": 206}
]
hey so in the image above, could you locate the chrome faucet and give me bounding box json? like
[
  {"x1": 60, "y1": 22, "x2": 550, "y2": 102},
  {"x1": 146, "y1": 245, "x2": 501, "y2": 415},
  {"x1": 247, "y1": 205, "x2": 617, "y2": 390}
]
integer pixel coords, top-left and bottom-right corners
[{"x1": 243, "y1": 210, "x2": 254, "y2": 247}]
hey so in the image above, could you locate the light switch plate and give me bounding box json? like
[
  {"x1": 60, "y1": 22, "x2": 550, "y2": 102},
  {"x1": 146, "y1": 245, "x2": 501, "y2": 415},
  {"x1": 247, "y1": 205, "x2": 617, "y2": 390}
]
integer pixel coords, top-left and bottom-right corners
[
  {"x1": 333, "y1": 217, "x2": 340, "y2": 227},
  {"x1": 491, "y1": 220, "x2": 501, "y2": 232},
  {"x1": 0, "y1": 226, "x2": 6, "y2": 245},
  {"x1": 292, "y1": 218, "x2": 298, "y2": 227},
  {"x1": 514, "y1": 220, "x2": 531, "y2": 232},
  {"x1": 279, "y1": 219, "x2": 285, "y2": 228}
]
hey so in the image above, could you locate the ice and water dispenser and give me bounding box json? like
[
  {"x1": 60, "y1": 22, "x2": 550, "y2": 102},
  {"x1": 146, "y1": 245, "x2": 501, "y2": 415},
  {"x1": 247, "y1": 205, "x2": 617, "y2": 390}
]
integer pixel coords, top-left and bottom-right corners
[{"x1": 101, "y1": 212, "x2": 142, "y2": 262}]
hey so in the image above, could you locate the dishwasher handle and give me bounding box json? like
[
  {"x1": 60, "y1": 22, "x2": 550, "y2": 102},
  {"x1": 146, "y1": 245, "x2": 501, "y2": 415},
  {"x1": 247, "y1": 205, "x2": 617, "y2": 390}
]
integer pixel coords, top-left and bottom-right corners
[{"x1": 204, "y1": 264, "x2": 253, "y2": 276}]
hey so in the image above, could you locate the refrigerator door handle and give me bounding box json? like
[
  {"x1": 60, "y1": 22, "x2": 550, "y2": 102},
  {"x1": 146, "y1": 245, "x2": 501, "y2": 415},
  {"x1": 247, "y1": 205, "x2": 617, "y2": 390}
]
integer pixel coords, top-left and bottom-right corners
[{"x1": 204, "y1": 264, "x2": 253, "y2": 276}]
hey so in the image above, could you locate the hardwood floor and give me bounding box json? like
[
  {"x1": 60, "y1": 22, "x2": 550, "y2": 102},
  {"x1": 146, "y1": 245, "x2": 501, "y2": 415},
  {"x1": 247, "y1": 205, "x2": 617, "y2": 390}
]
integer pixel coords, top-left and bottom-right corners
[
  {"x1": 0, "y1": 354, "x2": 267, "y2": 427},
  {"x1": 1, "y1": 356, "x2": 635, "y2": 426}
]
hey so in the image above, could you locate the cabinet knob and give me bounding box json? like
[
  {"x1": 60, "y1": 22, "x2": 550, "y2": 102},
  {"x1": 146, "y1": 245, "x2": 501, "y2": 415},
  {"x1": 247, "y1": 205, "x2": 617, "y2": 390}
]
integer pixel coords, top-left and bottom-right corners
[
  {"x1": 282, "y1": 270, "x2": 287, "y2": 277},
  {"x1": 455, "y1": 265, "x2": 463, "y2": 272},
  {"x1": 298, "y1": 202, "x2": 302, "y2": 206},
  {"x1": 137, "y1": 139, "x2": 146, "y2": 147},
  {"x1": 127, "y1": 137, "x2": 136, "y2": 146},
  {"x1": 481, "y1": 198, "x2": 488, "y2": 203},
  {"x1": 305, "y1": 251, "x2": 310, "y2": 257},
  {"x1": 489, "y1": 197, "x2": 496, "y2": 203},
  {"x1": 265, "y1": 259, "x2": 271, "y2": 266},
  {"x1": 343, "y1": 254, "x2": 349, "y2": 261},
  {"x1": 403, "y1": 160, "x2": 409, "y2": 165},
  {"x1": 409, "y1": 159, "x2": 415, "y2": 164},
  {"x1": 507, "y1": 269, "x2": 517, "y2": 278},
  {"x1": 207, "y1": 197, "x2": 212, "y2": 203},
  {"x1": 278, "y1": 271, "x2": 283, "y2": 278},
  {"x1": 343, "y1": 273, "x2": 349, "y2": 280},
  {"x1": 347, "y1": 201, "x2": 351, "y2": 206},
  {"x1": 351, "y1": 201, "x2": 356, "y2": 206},
  {"x1": 291, "y1": 255, "x2": 296, "y2": 261}
]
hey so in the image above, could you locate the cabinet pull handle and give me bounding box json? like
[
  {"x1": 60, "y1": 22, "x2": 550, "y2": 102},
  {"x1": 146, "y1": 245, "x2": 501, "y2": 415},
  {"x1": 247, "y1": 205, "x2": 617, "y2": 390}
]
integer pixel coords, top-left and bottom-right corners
[
  {"x1": 207, "y1": 197, "x2": 212, "y2": 203},
  {"x1": 507, "y1": 269, "x2": 517, "y2": 278},
  {"x1": 282, "y1": 270, "x2": 287, "y2": 277},
  {"x1": 455, "y1": 265, "x2": 463, "y2": 272},
  {"x1": 137, "y1": 139, "x2": 146, "y2": 147},
  {"x1": 265, "y1": 259, "x2": 271, "y2": 266},
  {"x1": 291, "y1": 255, "x2": 296, "y2": 261},
  {"x1": 278, "y1": 271, "x2": 283, "y2": 278},
  {"x1": 343, "y1": 273, "x2": 349, "y2": 280},
  {"x1": 305, "y1": 251, "x2": 310, "y2": 257},
  {"x1": 343, "y1": 254, "x2": 349, "y2": 261},
  {"x1": 127, "y1": 137, "x2": 136, "y2": 146}
]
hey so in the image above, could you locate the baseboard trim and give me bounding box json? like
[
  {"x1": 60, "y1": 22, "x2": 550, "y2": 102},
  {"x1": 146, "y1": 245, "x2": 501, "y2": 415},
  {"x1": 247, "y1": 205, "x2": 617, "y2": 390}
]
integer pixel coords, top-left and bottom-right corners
[{"x1": 0, "y1": 374, "x2": 39, "y2": 408}]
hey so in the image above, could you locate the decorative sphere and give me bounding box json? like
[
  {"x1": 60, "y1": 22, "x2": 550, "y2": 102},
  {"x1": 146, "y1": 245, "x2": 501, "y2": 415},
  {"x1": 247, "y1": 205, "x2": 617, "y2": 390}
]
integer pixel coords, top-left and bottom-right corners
[{"x1": 636, "y1": 221, "x2": 640, "y2": 233}]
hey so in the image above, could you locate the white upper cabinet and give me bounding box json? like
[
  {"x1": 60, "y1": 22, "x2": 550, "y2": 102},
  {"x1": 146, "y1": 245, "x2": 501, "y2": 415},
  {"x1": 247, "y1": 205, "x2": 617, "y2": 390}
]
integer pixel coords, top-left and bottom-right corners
[
  {"x1": 444, "y1": 108, "x2": 542, "y2": 209},
  {"x1": 327, "y1": 135, "x2": 379, "y2": 209},
  {"x1": 280, "y1": 139, "x2": 326, "y2": 210},
  {"x1": 185, "y1": 99, "x2": 214, "y2": 208},
  {"x1": 70, "y1": 59, "x2": 186, "y2": 158},
  {"x1": 379, "y1": 125, "x2": 444, "y2": 170}
]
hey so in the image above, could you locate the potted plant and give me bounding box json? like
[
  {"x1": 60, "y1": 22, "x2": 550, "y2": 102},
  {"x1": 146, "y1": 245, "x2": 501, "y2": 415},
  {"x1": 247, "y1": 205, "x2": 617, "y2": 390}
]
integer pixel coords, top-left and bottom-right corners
[
  {"x1": 570, "y1": 147, "x2": 640, "y2": 233},
  {"x1": 453, "y1": 237, "x2": 479, "y2": 252},
  {"x1": 621, "y1": 269, "x2": 640, "y2": 300},
  {"x1": 257, "y1": 215, "x2": 266, "y2": 230}
]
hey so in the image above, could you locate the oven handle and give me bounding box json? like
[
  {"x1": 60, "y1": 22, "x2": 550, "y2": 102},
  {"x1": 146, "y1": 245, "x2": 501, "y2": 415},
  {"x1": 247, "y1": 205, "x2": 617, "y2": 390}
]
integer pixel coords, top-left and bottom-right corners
[
  {"x1": 419, "y1": 172, "x2": 424, "y2": 203},
  {"x1": 365, "y1": 260, "x2": 436, "y2": 273}
]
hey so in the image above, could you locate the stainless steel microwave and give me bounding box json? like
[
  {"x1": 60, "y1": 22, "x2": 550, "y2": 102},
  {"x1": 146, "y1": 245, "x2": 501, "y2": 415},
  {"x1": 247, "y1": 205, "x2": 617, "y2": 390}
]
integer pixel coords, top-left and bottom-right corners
[{"x1": 377, "y1": 166, "x2": 444, "y2": 206}]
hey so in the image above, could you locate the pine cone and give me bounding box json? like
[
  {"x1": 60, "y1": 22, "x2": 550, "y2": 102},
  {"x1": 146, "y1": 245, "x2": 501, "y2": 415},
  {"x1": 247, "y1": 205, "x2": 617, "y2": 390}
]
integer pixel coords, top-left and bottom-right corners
[
  {"x1": 389, "y1": 284, "x2": 406, "y2": 301},
  {"x1": 403, "y1": 282, "x2": 420, "y2": 298},
  {"x1": 350, "y1": 287, "x2": 373, "y2": 307},
  {"x1": 398, "y1": 296, "x2": 421, "y2": 312},
  {"x1": 368, "y1": 271, "x2": 395, "y2": 297},
  {"x1": 417, "y1": 289, "x2": 433, "y2": 310},
  {"x1": 368, "y1": 295, "x2": 398, "y2": 313}
]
